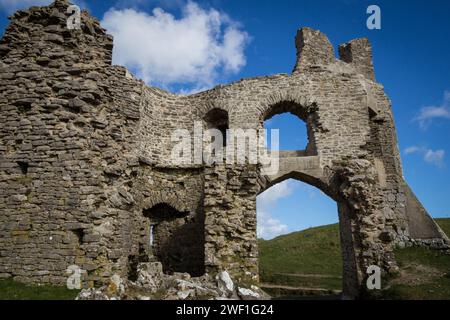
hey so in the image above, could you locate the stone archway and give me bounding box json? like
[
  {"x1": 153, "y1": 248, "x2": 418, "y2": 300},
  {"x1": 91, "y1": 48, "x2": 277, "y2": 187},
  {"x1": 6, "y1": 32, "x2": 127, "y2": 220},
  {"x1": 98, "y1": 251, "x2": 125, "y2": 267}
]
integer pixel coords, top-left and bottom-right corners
[
  {"x1": 259, "y1": 171, "x2": 359, "y2": 298},
  {"x1": 137, "y1": 201, "x2": 206, "y2": 277},
  {"x1": 255, "y1": 98, "x2": 389, "y2": 298}
]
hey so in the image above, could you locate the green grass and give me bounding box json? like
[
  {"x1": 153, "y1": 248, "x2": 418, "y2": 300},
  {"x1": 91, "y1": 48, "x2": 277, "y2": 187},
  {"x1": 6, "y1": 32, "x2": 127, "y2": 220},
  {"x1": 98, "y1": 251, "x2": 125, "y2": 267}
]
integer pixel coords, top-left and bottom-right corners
[
  {"x1": 436, "y1": 218, "x2": 450, "y2": 237},
  {"x1": 385, "y1": 218, "x2": 450, "y2": 300},
  {"x1": 259, "y1": 218, "x2": 450, "y2": 299},
  {"x1": 0, "y1": 278, "x2": 79, "y2": 300},
  {"x1": 385, "y1": 246, "x2": 450, "y2": 299},
  {"x1": 259, "y1": 223, "x2": 342, "y2": 291}
]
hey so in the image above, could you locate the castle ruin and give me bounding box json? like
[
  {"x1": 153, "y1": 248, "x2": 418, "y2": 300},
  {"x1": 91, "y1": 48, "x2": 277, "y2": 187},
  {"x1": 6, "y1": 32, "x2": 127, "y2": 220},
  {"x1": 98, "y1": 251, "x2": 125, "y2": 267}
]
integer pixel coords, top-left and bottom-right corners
[{"x1": 0, "y1": 0, "x2": 448, "y2": 299}]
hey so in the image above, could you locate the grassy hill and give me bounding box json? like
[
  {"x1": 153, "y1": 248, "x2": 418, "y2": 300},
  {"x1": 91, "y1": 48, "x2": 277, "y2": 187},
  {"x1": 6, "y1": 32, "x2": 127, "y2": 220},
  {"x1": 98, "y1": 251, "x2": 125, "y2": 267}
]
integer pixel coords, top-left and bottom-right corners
[
  {"x1": 259, "y1": 218, "x2": 450, "y2": 299},
  {"x1": 436, "y1": 218, "x2": 450, "y2": 238},
  {"x1": 387, "y1": 218, "x2": 450, "y2": 299},
  {"x1": 259, "y1": 223, "x2": 343, "y2": 293}
]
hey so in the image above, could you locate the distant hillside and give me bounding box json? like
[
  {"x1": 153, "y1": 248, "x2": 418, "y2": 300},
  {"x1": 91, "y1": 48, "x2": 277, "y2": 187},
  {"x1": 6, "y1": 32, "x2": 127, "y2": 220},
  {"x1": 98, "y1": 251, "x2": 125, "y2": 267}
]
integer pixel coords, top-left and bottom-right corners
[
  {"x1": 436, "y1": 218, "x2": 450, "y2": 237},
  {"x1": 259, "y1": 223, "x2": 343, "y2": 275},
  {"x1": 258, "y1": 223, "x2": 343, "y2": 294},
  {"x1": 259, "y1": 218, "x2": 450, "y2": 299}
]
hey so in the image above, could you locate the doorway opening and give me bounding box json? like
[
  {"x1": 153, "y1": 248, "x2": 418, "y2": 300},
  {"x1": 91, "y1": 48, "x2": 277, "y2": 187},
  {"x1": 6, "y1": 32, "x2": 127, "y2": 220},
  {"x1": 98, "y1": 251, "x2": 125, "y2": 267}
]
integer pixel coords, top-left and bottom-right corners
[
  {"x1": 139, "y1": 203, "x2": 205, "y2": 277},
  {"x1": 257, "y1": 178, "x2": 342, "y2": 298}
]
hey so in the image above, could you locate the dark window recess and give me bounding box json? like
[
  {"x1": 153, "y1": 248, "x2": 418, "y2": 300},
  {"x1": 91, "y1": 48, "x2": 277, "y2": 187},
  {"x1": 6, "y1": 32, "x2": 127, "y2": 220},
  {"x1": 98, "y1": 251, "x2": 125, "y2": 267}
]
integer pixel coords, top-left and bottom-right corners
[
  {"x1": 127, "y1": 244, "x2": 149, "y2": 281},
  {"x1": 142, "y1": 203, "x2": 205, "y2": 277},
  {"x1": 203, "y1": 108, "x2": 229, "y2": 147},
  {"x1": 17, "y1": 161, "x2": 29, "y2": 175},
  {"x1": 17, "y1": 105, "x2": 31, "y2": 114},
  {"x1": 71, "y1": 228, "x2": 85, "y2": 245}
]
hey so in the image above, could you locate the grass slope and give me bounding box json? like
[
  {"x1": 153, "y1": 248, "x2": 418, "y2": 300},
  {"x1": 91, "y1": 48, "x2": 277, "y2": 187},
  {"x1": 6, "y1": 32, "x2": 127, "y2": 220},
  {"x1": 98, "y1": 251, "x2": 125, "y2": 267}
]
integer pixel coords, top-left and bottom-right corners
[
  {"x1": 259, "y1": 218, "x2": 450, "y2": 299},
  {"x1": 385, "y1": 218, "x2": 450, "y2": 299},
  {"x1": 0, "y1": 279, "x2": 79, "y2": 300},
  {"x1": 259, "y1": 223, "x2": 342, "y2": 291},
  {"x1": 436, "y1": 218, "x2": 450, "y2": 237}
]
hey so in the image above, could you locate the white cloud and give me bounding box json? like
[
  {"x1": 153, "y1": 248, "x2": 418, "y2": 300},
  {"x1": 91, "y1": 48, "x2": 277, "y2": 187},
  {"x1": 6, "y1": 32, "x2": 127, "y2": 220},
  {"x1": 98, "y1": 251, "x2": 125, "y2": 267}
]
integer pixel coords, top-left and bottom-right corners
[
  {"x1": 101, "y1": 1, "x2": 249, "y2": 92},
  {"x1": 257, "y1": 210, "x2": 289, "y2": 241},
  {"x1": 258, "y1": 180, "x2": 294, "y2": 209},
  {"x1": 404, "y1": 146, "x2": 445, "y2": 168},
  {"x1": 0, "y1": 0, "x2": 87, "y2": 14},
  {"x1": 424, "y1": 149, "x2": 445, "y2": 167},
  {"x1": 257, "y1": 180, "x2": 294, "y2": 239},
  {"x1": 414, "y1": 91, "x2": 450, "y2": 129},
  {"x1": 404, "y1": 146, "x2": 422, "y2": 155}
]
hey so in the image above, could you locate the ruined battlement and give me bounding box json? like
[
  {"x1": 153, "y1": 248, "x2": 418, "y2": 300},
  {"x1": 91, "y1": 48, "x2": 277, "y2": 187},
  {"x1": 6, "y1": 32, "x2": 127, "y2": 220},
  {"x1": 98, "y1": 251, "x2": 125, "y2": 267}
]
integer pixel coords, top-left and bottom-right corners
[
  {"x1": 0, "y1": 0, "x2": 112, "y2": 66},
  {"x1": 293, "y1": 27, "x2": 375, "y2": 81},
  {"x1": 0, "y1": 1, "x2": 447, "y2": 299}
]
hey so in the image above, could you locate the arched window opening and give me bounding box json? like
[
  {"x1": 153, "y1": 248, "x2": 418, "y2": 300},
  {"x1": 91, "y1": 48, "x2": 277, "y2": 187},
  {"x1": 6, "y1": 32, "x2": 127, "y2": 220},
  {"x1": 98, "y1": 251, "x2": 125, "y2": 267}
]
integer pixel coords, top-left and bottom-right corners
[
  {"x1": 137, "y1": 203, "x2": 205, "y2": 277},
  {"x1": 257, "y1": 179, "x2": 342, "y2": 298},
  {"x1": 263, "y1": 102, "x2": 316, "y2": 155},
  {"x1": 203, "y1": 108, "x2": 229, "y2": 147}
]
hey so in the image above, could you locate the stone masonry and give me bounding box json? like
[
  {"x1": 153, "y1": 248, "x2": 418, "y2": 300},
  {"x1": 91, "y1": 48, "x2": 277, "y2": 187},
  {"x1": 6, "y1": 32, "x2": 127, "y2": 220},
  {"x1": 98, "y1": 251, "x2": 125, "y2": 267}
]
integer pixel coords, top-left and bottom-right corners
[{"x1": 0, "y1": 0, "x2": 448, "y2": 298}]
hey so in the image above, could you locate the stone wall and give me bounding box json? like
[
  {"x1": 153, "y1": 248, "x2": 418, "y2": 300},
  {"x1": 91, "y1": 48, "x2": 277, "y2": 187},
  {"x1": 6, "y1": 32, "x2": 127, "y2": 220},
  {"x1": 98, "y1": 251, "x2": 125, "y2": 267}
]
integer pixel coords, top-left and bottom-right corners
[
  {"x1": 0, "y1": 0, "x2": 448, "y2": 298},
  {"x1": 203, "y1": 164, "x2": 259, "y2": 284},
  {"x1": 0, "y1": 0, "x2": 143, "y2": 284}
]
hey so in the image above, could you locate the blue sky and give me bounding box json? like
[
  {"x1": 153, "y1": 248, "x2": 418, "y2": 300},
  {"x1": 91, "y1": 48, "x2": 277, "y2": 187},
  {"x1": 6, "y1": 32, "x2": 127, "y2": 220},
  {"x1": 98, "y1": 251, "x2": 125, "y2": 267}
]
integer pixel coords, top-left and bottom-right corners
[{"x1": 1, "y1": 0, "x2": 449, "y2": 239}]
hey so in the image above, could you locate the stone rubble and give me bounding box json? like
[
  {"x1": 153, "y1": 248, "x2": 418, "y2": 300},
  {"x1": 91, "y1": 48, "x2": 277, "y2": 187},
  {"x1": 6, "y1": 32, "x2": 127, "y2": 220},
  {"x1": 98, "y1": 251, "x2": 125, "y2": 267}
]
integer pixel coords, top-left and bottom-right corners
[{"x1": 77, "y1": 265, "x2": 268, "y2": 300}]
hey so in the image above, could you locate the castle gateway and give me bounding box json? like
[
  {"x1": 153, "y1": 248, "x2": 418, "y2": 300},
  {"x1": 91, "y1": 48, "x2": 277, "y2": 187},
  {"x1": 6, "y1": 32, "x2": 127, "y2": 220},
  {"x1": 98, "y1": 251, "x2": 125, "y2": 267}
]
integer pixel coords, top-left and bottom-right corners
[{"x1": 0, "y1": 1, "x2": 448, "y2": 298}]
